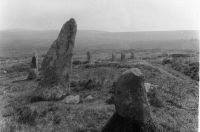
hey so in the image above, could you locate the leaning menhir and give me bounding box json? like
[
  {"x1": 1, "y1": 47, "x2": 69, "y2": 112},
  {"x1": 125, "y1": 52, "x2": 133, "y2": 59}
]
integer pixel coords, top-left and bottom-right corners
[
  {"x1": 32, "y1": 18, "x2": 77, "y2": 101},
  {"x1": 102, "y1": 68, "x2": 159, "y2": 132}
]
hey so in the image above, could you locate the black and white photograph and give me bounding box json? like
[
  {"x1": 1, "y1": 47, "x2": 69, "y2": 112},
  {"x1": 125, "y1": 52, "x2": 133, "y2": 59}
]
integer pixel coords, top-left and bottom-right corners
[{"x1": 0, "y1": 0, "x2": 199, "y2": 131}]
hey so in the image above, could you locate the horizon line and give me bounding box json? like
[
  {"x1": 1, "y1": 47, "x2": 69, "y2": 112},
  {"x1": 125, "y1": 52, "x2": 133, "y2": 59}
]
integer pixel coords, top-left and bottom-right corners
[{"x1": 0, "y1": 28, "x2": 199, "y2": 33}]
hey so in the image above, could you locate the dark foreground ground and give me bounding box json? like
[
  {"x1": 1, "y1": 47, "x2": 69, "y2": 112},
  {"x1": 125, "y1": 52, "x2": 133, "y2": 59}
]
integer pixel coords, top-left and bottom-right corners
[{"x1": 0, "y1": 49, "x2": 198, "y2": 132}]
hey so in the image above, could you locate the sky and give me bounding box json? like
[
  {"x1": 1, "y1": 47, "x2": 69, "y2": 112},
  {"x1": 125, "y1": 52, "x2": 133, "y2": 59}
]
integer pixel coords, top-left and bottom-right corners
[{"x1": 0, "y1": 0, "x2": 200, "y2": 32}]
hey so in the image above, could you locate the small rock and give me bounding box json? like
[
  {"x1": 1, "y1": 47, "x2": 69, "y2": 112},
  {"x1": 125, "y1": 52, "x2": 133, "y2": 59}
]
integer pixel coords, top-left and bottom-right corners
[
  {"x1": 27, "y1": 69, "x2": 38, "y2": 80},
  {"x1": 3, "y1": 70, "x2": 7, "y2": 74},
  {"x1": 144, "y1": 83, "x2": 158, "y2": 93},
  {"x1": 73, "y1": 65, "x2": 79, "y2": 69},
  {"x1": 144, "y1": 83, "x2": 151, "y2": 93},
  {"x1": 84, "y1": 79, "x2": 99, "y2": 89},
  {"x1": 85, "y1": 95, "x2": 94, "y2": 100},
  {"x1": 3, "y1": 91, "x2": 7, "y2": 94},
  {"x1": 62, "y1": 95, "x2": 80, "y2": 104},
  {"x1": 73, "y1": 60, "x2": 82, "y2": 65}
]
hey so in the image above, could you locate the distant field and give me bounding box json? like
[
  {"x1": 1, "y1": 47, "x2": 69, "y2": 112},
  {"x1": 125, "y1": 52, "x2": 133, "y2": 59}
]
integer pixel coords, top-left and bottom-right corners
[{"x1": 0, "y1": 30, "x2": 199, "y2": 57}]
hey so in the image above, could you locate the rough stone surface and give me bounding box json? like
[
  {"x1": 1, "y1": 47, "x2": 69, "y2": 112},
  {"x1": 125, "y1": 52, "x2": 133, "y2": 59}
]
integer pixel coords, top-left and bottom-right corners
[
  {"x1": 33, "y1": 18, "x2": 77, "y2": 100},
  {"x1": 102, "y1": 68, "x2": 159, "y2": 132},
  {"x1": 86, "y1": 51, "x2": 91, "y2": 64},
  {"x1": 115, "y1": 68, "x2": 152, "y2": 122},
  {"x1": 120, "y1": 52, "x2": 125, "y2": 61}
]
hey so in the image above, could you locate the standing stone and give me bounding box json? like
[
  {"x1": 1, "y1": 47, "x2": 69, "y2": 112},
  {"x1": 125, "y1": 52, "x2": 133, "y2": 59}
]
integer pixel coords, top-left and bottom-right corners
[
  {"x1": 130, "y1": 52, "x2": 134, "y2": 59},
  {"x1": 27, "y1": 51, "x2": 38, "y2": 80},
  {"x1": 111, "y1": 53, "x2": 116, "y2": 61},
  {"x1": 31, "y1": 51, "x2": 38, "y2": 69},
  {"x1": 120, "y1": 52, "x2": 125, "y2": 61},
  {"x1": 32, "y1": 18, "x2": 77, "y2": 101},
  {"x1": 102, "y1": 68, "x2": 159, "y2": 132},
  {"x1": 87, "y1": 51, "x2": 91, "y2": 64}
]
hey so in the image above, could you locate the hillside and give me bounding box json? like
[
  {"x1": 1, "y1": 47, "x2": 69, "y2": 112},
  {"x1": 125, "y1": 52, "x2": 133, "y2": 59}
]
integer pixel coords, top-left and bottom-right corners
[
  {"x1": 0, "y1": 49, "x2": 198, "y2": 131},
  {"x1": 0, "y1": 30, "x2": 199, "y2": 57}
]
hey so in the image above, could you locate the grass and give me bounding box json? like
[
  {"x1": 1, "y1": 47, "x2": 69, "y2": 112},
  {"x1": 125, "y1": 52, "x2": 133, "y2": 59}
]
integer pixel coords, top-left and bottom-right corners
[{"x1": 0, "y1": 49, "x2": 198, "y2": 132}]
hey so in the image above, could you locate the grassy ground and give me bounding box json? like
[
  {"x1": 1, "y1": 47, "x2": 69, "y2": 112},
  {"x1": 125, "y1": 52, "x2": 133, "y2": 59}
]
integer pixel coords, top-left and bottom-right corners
[{"x1": 0, "y1": 49, "x2": 198, "y2": 132}]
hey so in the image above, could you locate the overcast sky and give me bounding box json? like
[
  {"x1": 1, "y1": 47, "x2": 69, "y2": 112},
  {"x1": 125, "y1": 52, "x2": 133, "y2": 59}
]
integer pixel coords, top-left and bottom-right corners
[{"x1": 0, "y1": 0, "x2": 199, "y2": 32}]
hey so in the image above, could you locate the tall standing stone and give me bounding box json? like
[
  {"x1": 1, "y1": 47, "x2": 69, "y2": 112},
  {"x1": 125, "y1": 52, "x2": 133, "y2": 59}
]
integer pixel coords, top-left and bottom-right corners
[
  {"x1": 130, "y1": 52, "x2": 134, "y2": 59},
  {"x1": 102, "y1": 68, "x2": 159, "y2": 132},
  {"x1": 33, "y1": 18, "x2": 77, "y2": 101},
  {"x1": 87, "y1": 51, "x2": 91, "y2": 64},
  {"x1": 27, "y1": 51, "x2": 39, "y2": 80},
  {"x1": 120, "y1": 52, "x2": 125, "y2": 61},
  {"x1": 111, "y1": 53, "x2": 116, "y2": 61}
]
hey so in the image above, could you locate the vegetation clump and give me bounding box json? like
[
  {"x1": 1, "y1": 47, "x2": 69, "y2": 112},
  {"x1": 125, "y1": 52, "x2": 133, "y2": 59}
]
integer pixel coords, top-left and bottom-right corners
[{"x1": 171, "y1": 59, "x2": 199, "y2": 81}]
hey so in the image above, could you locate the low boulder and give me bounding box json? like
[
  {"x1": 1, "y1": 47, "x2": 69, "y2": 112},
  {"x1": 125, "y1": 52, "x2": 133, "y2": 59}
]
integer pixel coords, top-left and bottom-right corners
[
  {"x1": 144, "y1": 83, "x2": 158, "y2": 93},
  {"x1": 85, "y1": 95, "x2": 94, "y2": 101},
  {"x1": 27, "y1": 69, "x2": 38, "y2": 80},
  {"x1": 62, "y1": 95, "x2": 80, "y2": 104},
  {"x1": 102, "y1": 68, "x2": 160, "y2": 132}
]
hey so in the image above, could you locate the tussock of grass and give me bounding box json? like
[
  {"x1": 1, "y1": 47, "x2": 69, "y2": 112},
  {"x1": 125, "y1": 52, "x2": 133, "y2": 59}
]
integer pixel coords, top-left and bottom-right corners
[{"x1": 4, "y1": 63, "x2": 30, "y2": 74}]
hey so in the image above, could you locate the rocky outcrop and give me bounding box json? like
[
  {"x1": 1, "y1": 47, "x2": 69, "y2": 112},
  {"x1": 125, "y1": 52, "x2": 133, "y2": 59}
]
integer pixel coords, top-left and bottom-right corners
[
  {"x1": 102, "y1": 68, "x2": 159, "y2": 132},
  {"x1": 32, "y1": 18, "x2": 77, "y2": 101}
]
